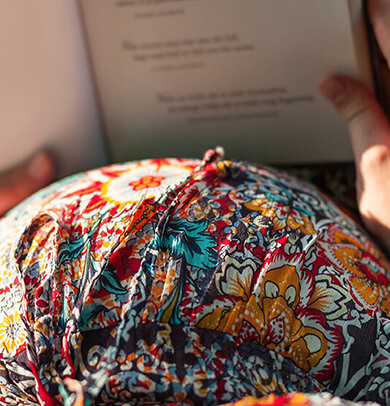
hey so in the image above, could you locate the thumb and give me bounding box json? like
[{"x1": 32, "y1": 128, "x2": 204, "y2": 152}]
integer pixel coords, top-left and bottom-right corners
[
  {"x1": 319, "y1": 74, "x2": 390, "y2": 163},
  {"x1": 0, "y1": 151, "x2": 55, "y2": 216},
  {"x1": 320, "y1": 74, "x2": 390, "y2": 251}
]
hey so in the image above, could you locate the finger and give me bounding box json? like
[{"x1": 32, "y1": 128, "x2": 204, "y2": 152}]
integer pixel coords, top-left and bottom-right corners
[
  {"x1": 320, "y1": 74, "x2": 390, "y2": 251},
  {"x1": 319, "y1": 74, "x2": 390, "y2": 161},
  {"x1": 369, "y1": 0, "x2": 390, "y2": 68},
  {"x1": 0, "y1": 151, "x2": 55, "y2": 216}
]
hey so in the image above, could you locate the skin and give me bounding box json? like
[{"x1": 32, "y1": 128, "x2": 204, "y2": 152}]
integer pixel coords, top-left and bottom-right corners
[
  {"x1": 0, "y1": 150, "x2": 55, "y2": 216},
  {"x1": 319, "y1": 0, "x2": 390, "y2": 254}
]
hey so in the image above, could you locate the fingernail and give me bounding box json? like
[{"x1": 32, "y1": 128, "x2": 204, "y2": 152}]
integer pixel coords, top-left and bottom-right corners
[
  {"x1": 28, "y1": 151, "x2": 53, "y2": 182},
  {"x1": 319, "y1": 76, "x2": 347, "y2": 104}
]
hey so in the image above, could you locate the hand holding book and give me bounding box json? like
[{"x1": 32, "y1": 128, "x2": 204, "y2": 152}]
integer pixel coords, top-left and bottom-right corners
[{"x1": 320, "y1": 0, "x2": 390, "y2": 253}]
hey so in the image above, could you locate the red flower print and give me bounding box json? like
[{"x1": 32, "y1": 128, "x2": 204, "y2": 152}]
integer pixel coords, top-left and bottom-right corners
[{"x1": 129, "y1": 175, "x2": 165, "y2": 191}]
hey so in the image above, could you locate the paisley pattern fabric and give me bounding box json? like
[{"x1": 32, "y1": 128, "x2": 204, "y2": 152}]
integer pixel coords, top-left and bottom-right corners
[
  {"x1": 0, "y1": 148, "x2": 389, "y2": 405},
  {"x1": 229, "y1": 392, "x2": 380, "y2": 405}
]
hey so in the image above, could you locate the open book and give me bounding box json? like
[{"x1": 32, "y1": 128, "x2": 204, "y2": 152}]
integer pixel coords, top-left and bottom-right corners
[{"x1": 0, "y1": 0, "x2": 378, "y2": 177}]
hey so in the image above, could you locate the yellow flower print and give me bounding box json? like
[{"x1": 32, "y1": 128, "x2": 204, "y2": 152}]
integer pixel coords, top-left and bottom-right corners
[
  {"x1": 244, "y1": 266, "x2": 301, "y2": 350},
  {"x1": 245, "y1": 198, "x2": 316, "y2": 235},
  {"x1": 286, "y1": 214, "x2": 316, "y2": 235},
  {"x1": 197, "y1": 253, "x2": 343, "y2": 380},
  {"x1": 0, "y1": 311, "x2": 25, "y2": 355},
  {"x1": 245, "y1": 265, "x2": 332, "y2": 374},
  {"x1": 216, "y1": 256, "x2": 257, "y2": 301},
  {"x1": 216, "y1": 160, "x2": 234, "y2": 177},
  {"x1": 245, "y1": 198, "x2": 276, "y2": 218},
  {"x1": 379, "y1": 286, "x2": 390, "y2": 317},
  {"x1": 306, "y1": 274, "x2": 349, "y2": 321},
  {"x1": 350, "y1": 274, "x2": 379, "y2": 306},
  {"x1": 228, "y1": 393, "x2": 311, "y2": 405},
  {"x1": 322, "y1": 227, "x2": 390, "y2": 309},
  {"x1": 195, "y1": 302, "x2": 235, "y2": 332},
  {"x1": 196, "y1": 256, "x2": 258, "y2": 334}
]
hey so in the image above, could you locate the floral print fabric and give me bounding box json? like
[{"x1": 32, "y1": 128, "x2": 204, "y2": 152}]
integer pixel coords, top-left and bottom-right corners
[
  {"x1": 0, "y1": 148, "x2": 389, "y2": 405},
  {"x1": 228, "y1": 392, "x2": 380, "y2": 405}
]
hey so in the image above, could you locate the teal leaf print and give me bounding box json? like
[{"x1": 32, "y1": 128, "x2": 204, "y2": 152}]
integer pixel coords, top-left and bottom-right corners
[
  {"x1": 77, "y1": 303, "x2": 107, "y2": 331},
  {"x1": 94, "y1": 265, "x2": 128, "y2": 296},
  {"x1": 160, "y1": 218, "x2": 217, "y2": 269},
  {"x1": 58, "y1": 219, "x2": 100, "y2": 265}
]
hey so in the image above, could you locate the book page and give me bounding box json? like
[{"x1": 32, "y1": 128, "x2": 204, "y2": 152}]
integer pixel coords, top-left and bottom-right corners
[
  {"x1": 0, "y1": 0, "x2": 107, "y2": 177},
  {"x1": 80, "y1": 0, "x2": 371, "y2": 164}
]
